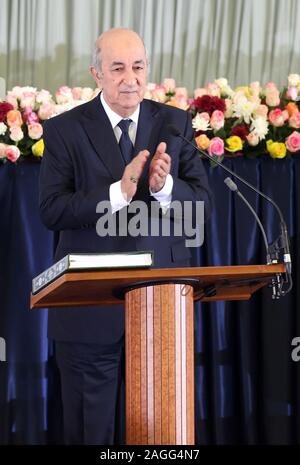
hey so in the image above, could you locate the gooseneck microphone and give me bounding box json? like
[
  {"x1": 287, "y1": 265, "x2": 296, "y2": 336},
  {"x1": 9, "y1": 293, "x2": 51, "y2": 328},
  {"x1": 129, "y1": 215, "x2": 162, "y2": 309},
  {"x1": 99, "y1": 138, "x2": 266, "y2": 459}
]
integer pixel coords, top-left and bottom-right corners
[
  {"x1": 224, "y1": 177, "x2": 284, "y2": 299},
  {"x1": 224, "y1": 177, "x2": 270, "y2": 263},
  {"x1": 168, "y1": 124, "x2": 292, "y2": 297}
]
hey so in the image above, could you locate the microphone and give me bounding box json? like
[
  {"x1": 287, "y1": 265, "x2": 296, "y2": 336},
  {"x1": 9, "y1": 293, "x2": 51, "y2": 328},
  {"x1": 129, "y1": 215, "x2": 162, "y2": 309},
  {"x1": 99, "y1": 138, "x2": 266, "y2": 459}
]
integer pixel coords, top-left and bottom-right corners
[
  {"x1": 168, "y1": 124, "x2": 292, "y2": 296},
  {"x1": 224, "y1": 177, "x2": 270, "y2": 263},
  {"x1": 224, "y1": 177, "x2": 281, "y2": 299}
]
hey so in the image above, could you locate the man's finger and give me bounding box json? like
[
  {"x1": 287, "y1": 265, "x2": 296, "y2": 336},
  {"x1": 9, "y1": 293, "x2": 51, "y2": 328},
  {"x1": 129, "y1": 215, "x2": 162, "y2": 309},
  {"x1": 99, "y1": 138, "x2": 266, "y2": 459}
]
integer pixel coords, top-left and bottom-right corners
[{"x1": 155, "y1": 141, "x2": 167, "y2": 155}]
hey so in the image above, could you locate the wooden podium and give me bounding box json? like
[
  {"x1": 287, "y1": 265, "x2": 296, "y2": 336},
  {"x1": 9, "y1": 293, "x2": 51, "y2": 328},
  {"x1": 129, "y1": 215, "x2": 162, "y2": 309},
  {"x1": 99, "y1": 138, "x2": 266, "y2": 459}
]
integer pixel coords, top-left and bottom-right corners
[{"x1": 30, "y1": 264, "x2": 285, "y2": 445}]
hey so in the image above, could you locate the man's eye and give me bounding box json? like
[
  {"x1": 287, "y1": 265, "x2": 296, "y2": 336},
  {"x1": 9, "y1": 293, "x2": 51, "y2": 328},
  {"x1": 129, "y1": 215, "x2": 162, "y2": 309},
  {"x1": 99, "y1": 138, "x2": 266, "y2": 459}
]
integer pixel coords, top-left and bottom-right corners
[{"x1": 112, "y1": 68, "x2": 122, "y2": 72}]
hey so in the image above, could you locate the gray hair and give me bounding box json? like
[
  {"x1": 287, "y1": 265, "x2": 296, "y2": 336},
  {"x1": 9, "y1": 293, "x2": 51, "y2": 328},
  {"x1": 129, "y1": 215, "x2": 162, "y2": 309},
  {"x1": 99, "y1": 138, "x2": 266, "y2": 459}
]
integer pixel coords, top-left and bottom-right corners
[
  {"x1": 92, "y1": 40, "x2": 102, "y2": 72},
  {"x1": 91, "y1": 34, "x2": 150, "y2": 74}
]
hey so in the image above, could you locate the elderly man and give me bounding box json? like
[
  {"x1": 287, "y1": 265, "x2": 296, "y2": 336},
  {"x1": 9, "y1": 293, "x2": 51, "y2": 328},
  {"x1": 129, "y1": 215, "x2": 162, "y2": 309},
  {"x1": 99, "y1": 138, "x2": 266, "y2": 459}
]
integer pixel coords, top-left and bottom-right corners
[{"x1": 39, "y1": 28, "x2": 212, "y2": 444}]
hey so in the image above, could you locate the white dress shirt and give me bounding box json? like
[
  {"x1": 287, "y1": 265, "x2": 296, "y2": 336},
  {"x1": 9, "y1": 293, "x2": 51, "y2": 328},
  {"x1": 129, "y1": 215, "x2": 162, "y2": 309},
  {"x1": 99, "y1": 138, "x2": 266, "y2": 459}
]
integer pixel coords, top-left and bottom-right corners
[{"x1": 100, "y1": 93, "x2": 173, "y2": 214}]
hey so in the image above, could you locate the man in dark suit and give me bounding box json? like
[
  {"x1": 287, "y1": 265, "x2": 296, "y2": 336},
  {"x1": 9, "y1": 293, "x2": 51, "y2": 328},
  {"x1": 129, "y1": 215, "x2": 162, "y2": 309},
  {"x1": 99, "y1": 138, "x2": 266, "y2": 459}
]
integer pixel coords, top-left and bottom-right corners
[{"x1": 39, "y1": 28, "x2": 212, "y2": 444}]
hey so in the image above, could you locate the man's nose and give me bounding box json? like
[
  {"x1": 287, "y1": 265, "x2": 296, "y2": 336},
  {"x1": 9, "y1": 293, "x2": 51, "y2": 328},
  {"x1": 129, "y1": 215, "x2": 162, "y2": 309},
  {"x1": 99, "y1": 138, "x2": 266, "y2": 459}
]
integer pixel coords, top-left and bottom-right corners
[{"x1": 123, "y1": 69, "x2": 137, "y2": 86}]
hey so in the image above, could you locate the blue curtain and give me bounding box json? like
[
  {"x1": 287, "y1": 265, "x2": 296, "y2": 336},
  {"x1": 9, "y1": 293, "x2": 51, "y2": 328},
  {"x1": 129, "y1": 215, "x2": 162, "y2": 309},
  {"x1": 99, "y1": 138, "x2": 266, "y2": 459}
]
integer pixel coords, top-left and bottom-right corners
[{"x1": 0, "y1": 157, "x2": 299, "y2": 444}]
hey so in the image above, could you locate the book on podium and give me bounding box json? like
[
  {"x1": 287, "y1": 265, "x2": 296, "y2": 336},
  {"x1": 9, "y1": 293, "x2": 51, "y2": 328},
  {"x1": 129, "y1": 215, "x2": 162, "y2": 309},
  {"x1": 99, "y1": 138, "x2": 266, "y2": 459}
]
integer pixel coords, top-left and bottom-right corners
[{"x1": 32, "y1": 250, "x2": 153, "y2": 294}]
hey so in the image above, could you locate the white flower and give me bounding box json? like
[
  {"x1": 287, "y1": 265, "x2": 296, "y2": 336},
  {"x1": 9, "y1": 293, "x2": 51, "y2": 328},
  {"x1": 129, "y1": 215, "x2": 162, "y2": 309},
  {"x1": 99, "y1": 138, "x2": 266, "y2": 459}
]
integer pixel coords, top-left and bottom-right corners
[
  {"x1": 215, "y1": 77, "x2": 228, "y2": 88},
  {"x1": 232, "y1": 96, "x2": 257, "y2": 124},
  {"x1": 0, "y1": 122, "x2": 7, "y2": 136},
  {"x1": 250, "y1": 117, "x2": 269, "y2": 140},
  {"x1": 215, "y1": 77, "x2": 234, "y2": 97},
  {"x1": 288, "y1": 74, "x2": 300, "y2": 87},
  {"x1": 192, "y1": 112, "x2": 211, "y2": 132}
]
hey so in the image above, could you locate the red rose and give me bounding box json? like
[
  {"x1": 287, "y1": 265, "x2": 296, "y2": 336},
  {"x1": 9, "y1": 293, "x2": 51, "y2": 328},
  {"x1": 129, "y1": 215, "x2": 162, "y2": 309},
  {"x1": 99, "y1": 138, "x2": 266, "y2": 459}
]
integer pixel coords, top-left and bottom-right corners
[
  {"x1": 0, "y1": 102, "x2": 14, "y2": 122},
  {"x1": 193, "y1": 95, "x2": 226, "y2": 115},
  {"x1": 231, "y1": 125, "x2": 249, "y2": 141}
]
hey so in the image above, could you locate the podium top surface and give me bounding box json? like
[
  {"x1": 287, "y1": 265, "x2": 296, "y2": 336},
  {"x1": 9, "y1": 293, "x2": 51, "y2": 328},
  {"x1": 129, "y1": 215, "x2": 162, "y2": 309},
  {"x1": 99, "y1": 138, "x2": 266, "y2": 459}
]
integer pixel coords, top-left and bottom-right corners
[{"x1": 30, "y1": 264, "x2": 286, "y2": 309}]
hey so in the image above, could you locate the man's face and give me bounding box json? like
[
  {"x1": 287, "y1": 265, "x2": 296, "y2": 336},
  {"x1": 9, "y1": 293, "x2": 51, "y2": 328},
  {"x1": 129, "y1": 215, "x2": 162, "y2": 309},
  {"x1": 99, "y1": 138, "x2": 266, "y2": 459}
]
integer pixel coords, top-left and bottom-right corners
[{"x1": 92, "y1": 33, "x2": 148, "y2": 117}]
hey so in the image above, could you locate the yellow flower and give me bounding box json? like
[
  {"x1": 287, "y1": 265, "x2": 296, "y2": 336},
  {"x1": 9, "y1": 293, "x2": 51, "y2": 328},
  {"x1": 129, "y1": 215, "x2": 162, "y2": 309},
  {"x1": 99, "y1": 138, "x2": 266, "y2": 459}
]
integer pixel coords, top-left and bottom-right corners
[
  {"x1": 195, "y1": 134, "x2": 210, "y2": 150},
  {"x1": 32, "y1": 138, "x2": 44, "y2": 157},
  {"x1": 266, "y1": 140, "x2": 287, "y2": 159},
  {"x1": 235, "y1": 86, "x2": 251, "y2": 98},
  {"x1": 225, "y1": 135, "x2": 243, "y2": 152}
]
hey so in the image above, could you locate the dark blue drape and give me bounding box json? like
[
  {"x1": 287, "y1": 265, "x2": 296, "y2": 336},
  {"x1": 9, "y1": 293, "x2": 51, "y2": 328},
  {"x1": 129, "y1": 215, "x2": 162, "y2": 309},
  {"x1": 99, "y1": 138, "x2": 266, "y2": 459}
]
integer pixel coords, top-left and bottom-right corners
[{"x1": 0, "y1": 157, "x2": 299, "y2": 444}]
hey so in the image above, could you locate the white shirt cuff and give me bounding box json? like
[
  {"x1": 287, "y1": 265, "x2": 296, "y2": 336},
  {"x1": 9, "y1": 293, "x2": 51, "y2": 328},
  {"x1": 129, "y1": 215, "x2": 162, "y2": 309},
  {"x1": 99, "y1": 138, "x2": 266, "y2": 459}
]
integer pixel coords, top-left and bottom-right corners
[
  {"x1": 109, "y1": 181, "x2": 131, "y2": 214},
  {"x1": 150, "y1": 174, "x2": 173, "y2": 211}
]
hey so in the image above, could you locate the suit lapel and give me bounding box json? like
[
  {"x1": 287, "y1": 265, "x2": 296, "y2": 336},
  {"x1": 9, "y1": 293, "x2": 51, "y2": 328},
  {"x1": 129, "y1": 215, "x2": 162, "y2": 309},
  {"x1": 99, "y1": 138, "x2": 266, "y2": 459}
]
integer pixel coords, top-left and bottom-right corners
[
  {"x1": 80, "y1": 96, "x2": 125, "y2": 181},
  {"x1": 80, "y1": 97, "x2": 164, "y2": 183}
]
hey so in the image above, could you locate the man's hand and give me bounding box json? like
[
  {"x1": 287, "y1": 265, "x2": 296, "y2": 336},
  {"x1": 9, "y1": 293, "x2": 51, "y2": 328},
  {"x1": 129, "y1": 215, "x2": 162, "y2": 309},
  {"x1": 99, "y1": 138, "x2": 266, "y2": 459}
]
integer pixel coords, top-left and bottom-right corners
[
  {"x1": 149, "y1": 142, "x2": 171, "y2": 193},
  {"x1": 121, "y1": 150, "x2": 150, "y2": 201}
]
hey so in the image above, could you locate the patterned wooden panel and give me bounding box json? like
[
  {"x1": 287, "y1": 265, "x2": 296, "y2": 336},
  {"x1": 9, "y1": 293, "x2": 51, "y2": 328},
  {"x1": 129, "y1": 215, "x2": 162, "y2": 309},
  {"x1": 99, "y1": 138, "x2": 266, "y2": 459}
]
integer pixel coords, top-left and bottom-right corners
[{"x1": 125, "y1": 283, "x2": 194, "y2": 445}]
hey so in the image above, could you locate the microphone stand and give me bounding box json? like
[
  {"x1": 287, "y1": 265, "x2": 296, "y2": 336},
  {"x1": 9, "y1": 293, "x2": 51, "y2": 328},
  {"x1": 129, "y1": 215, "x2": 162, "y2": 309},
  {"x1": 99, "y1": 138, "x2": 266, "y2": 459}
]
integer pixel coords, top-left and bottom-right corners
[
  {"x1": 168, "y1": 124, "x2": 292, "y2": 297},
  {"x1": 224, "y1": 177, "x2": 287, "y2": 299}
]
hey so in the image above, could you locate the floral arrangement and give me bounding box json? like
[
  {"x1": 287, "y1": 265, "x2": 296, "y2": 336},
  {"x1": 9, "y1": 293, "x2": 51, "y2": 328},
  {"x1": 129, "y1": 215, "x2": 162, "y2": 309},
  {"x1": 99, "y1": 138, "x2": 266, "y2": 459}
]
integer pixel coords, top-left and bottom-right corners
[
  {"x1": 1, "y1": 75, "x2": 300, "y2": 164},
  {"x1": 190, "y1": 75, "x2": 300, "y2": 163},
  {"x1": 0, "y1": 86, "x2": 100, "y2": 163},
  {"x1": 144, "y1": 78, "x2": 191, "y2": 111}
]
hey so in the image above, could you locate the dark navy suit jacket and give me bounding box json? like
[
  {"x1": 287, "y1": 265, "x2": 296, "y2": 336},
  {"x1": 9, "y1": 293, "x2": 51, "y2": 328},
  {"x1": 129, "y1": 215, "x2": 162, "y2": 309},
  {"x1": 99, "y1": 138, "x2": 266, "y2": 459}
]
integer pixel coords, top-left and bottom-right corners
[{"x1": 39, "y1": 95, "x2": 212, "y2": 344}]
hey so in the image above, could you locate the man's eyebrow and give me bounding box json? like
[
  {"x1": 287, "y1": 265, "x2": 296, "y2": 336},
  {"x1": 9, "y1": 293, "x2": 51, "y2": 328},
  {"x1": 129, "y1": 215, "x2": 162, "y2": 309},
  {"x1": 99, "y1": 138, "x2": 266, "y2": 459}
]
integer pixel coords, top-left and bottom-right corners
[
  {"x1": 110, "y1": 61, "x2": 125, "y2": 67},
  {"x1": 110, "y1": 60, "x2": 145, "y2": 67}
]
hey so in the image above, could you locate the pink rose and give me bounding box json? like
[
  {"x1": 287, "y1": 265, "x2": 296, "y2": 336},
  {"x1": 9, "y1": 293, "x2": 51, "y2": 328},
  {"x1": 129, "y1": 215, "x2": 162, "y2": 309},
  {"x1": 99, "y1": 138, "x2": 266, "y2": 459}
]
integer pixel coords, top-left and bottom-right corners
[
  {"x1": 269, "y1": 109, "x2": 286, "y2": 127},
  {"x1": 286, "y1": 131, "x2": 300, "y2": 152},
  {"x1": 210, "y1": 110, "x2": 225, "y2": 130},
  {"x1": 8, "y1": 86, "x2": 23, "y2": 99},
  {"x1": 208, "y1": 137, "x2": 224, "y2": 156},
  {"x1": 152, "y1": 85, "x2": 167, "y2": 103},
  {"x1": 249, "y1": 81, "x2": 261, "y2": 95},
  {"x1": 255, "y1": 104, "x2": 269, "y2": 118},
  {"x1": 146, "y1": 82, "x2": 157, "y2": 92},
  {"x1": 72, "y1": 87, "x2": 83, "y2": 100},
  {"x1": 28, "y1": 122, "x2": 43, "y2": 140},
  {"x1": 224, "y1": 98, "x2": 233, "y2": 117},
  {"x1": 287, "y1": 86, "x2": 299, "y2": 101},
  {"x1": 194, "y1": 88, "x2": 207, "y2": 98},
  {"x1": 265, "y1": 88, "x2": 280, "y2": 107},
  {"x1": 247, "y1": 132, "x2": 259, "y2": 146},
  {"x1": 36, "y1": 89, "x2": 53, "y2": 104},
  {"x1": 265, "y1": 81, "x2": 277, "y2": 90},
  {"x1": 10, "y1": 126, "x2": 24, "y2": 142},
  {"x1": 5, "y1": 145, "x2": 21, "y2": 162},
  {"x1": 167, "y1": 95, "x2": 189, "y2": 110},
  {"x1": 175, "y1": 87, "x2": 188, "y2": 99},
  {"x1": 6, "y1": 94, "x2": 18, "y2": 109},
  {"x1": 163, "y1": 78, "x2": 176, "y2": 92},
  {"x1": 55, "y1": 86, "x2": 73, "y2": 104},
  {"x1": 289, "y1": 113, "x2": 300, "y2": 129},
  {"x1": 206, "y1": 83, "x2": 221, "y2": 97},
  {"x1": 20, "y1": 92, "x2": 36, "y2": 109},
  {"x1": 38, "y1": 102, "x2": 55, "y2": 120},
  {"x1": 23, "y1": 107, "x2": 39, "y2": 125},
  {"x1": 0, "y1": 143, "x2": 8, "y2": 158}
]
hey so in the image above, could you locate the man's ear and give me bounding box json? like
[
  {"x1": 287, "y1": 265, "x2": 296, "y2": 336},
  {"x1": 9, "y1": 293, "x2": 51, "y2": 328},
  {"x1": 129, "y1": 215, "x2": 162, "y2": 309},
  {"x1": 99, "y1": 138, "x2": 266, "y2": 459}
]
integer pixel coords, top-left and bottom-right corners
[{"x1": 90, "y1": 66, "x2": 102, "y2": 87}]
